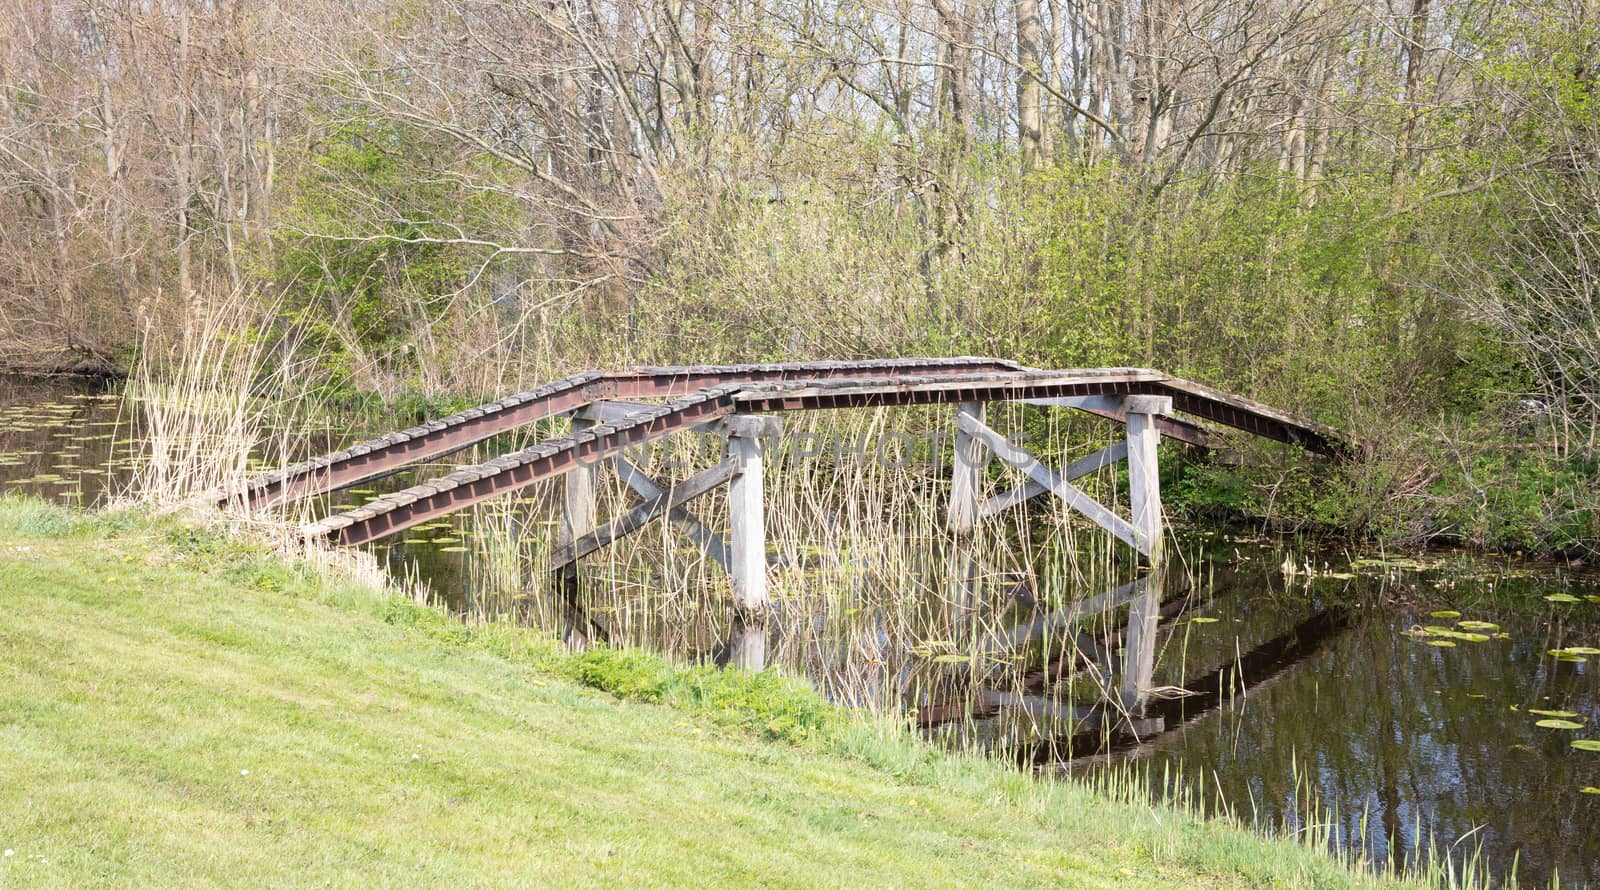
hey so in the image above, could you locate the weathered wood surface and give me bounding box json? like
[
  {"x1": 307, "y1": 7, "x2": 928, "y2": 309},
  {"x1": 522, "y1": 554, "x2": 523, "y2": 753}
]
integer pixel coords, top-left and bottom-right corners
[
  {"x1": 549, "y1": 460, "x2": 736, "y2": 570},
  {"x1": 285, "y1": 360, "x2": 1348, "y2": 547},
  {"x1": 727, "y1": 429, "x2": 769, "y2": 615},
  {"x1": 1123, "y1": 395, "x2": 1169, "y2": 563},
  {"x1": 302, "y1": 386, "x2": 742, "y2": 546},
  {"x1": 978, "y1": 441, "x2": 1128, "y2": 520},
  {"x1": 947, "y1": 402, "x2": 986, "y2": 534},
  {"x1": 611, "y1": 457, "x2": 732, "y2": 571},
  {"x1": 232, "y1": 358, "x2": 1017, "y2": 509},
  {"x1": 955, "y1": 412, "x2": 1143, "y2": 554}
]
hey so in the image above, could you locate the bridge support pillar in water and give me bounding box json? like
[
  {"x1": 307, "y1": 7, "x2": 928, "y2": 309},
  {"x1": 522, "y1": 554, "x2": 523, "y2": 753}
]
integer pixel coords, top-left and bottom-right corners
[
  {"x1": 948, "y1": 401, "x2": 986, "y2": 535},
  {"x1": 726, "y1": 415, "x2": 779, "y2": 671},
  {"x1": 945, "y1": 402, "x2": 988, "y2": 625},
  {"x1": 1122, "y1": 395, "x2": 1169, "y2": 567},
  {"x1": 1120, "y1": 395, "x2": 1170, "y2": 712},
  {"x1": 557, "y1": 416, "x2": 605, "y2": 647}
]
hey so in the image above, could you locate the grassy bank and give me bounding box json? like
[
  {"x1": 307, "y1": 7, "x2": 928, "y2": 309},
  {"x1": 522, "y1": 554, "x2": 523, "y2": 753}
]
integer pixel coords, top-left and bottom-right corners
[{"x1": 0, "y1": 498, "x2": 1446, "y2": 888}]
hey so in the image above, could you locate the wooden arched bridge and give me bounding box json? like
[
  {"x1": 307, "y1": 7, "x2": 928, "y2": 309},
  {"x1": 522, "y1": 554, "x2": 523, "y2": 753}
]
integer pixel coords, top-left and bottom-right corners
[{"x1": 224, "y1": 358, "x2": 1345, "y2": 669}]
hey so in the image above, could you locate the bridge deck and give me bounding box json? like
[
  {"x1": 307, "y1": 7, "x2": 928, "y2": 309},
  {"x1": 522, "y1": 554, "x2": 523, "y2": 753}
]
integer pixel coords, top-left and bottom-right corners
[
  {"x1": 228, "y1": 358, "x2": 1021, "y2": 509},
  {"x1": 270, "y1": 361, "x2": 1348, "y2": 548}
]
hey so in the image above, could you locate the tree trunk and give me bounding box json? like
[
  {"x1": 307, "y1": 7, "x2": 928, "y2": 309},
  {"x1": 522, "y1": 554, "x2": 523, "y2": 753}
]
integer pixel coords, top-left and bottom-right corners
[{"x1": 1017, "y1": 0, "x2": 1044, "y2": 168}]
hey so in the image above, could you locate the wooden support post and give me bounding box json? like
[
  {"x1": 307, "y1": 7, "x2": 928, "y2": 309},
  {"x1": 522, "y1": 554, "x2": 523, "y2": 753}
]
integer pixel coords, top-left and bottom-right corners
[
  {"x1": 948, "y1": 402, "x2": 985, "y2": 533},
  {"x1": 1119, "y1": 577, "x2": 1160, "y2": 715},
  {"x1": 558, "y1": 417, "x2": 600, "y2": 567},
  {"x1": 947, "y1": 402, "x2": 987, "y2": 628},
  {"x1": 557, "y1": 416, "x2": 603, "y2": 647},
  {"x1": 1120, "y1": 395, "x2": 1168, "y2": 712},
  {"x1": 727, "y1": 418, "x2": 770, "y2": 670},
  {"x1": 1122, "y1": 395, "x2": 1170, "y2": 565}
]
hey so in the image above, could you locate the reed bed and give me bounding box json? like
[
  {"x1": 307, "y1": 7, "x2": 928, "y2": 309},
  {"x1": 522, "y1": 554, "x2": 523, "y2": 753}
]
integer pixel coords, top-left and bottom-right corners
[{"x1": 434, "y1": 401, "x2": 1168, "y2": 733}]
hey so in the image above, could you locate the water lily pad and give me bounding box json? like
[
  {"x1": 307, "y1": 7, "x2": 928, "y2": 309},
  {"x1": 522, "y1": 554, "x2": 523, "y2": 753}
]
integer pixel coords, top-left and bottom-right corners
[
  {"x1": 931, "y1": 654, "x2": 970, "y2": 664},
  {"x1": 1537, "y1": 719, "x2": 1586, "y2": 730},
  {"x1": 1426, "y1": 640, "x2": 1457, "y2": 647},
  {"x1": 437, "y1": 546, "x2": 469, "y2": 553},
  {"x1": 1530, "y1": 709, "x2": 1581, "y2": 718},
  {"x1": 1546, "y1": 594, "x2": 1582, "y2": 603},
  {"x1": 1457, "y1": 620, "x2": 1500, "y2": 631},
  {"x1": 1586, "y1": 596, "x2": 1600, "y2": 604},
  {"x1": 1423, "y1": 626, "x2": 1492, "y2": 642},
  {"x1": 1429, "y1": 610, "x2": 1461, "y2": 619},
  {"x1": 1573, "y1": 740, "x2": 1600, "y2": 752},
  {"x1": 1190, "y1": 617, "x2": 1220, "y2": 624},
  {"x1": 1556, "y1": 654, "x2": 1589, "y2": 663},
  {"x1": 1560, "y1": 646, "x2": 1600, "y2": 656},
  {"x1": 1582, "y1": 787, "x2": 1600, "y2": 795}
]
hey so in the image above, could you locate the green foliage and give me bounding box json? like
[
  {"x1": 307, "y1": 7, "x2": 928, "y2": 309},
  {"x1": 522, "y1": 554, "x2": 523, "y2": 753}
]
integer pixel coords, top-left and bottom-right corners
[
  {"x1": 1425, "y1": 439, "x2": 1600, "y2": 555},
  {"x1": 0, "y1": 497, "x2": 148, "y2": 541},
  {"x1": 165, "y1": 523, "x2": 321, "y2": 594},
  {"x1": 273, "y1": 119, "x2": 522, "y2": 390},
  {"x1": 0, "y1": 496, "x2": 82, "y2": 537},
  {"x1": 670, "y1": 664, "x2": 843, "y2": 745},
  {"x1": 0, "y1": 508, "x2": 1428, "y2": 888},
  {"x1": 554, "y1": 648, "x2": 843, "y2": 745},
  {"x1": 559, "y1": 647, "x2": 678, "y2": 702}
]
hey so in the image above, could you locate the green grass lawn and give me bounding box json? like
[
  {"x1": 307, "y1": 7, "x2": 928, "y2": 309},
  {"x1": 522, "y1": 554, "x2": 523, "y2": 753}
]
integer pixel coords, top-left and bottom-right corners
[{"x1": 0, "y1": 499, "x2": 1430, "y2": 888}]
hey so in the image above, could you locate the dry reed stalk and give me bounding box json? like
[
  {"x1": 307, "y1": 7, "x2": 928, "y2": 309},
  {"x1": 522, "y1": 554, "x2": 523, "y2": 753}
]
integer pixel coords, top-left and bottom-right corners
[{"x1": 443, "y1": 401, "x2": 1168, "y2": 726}]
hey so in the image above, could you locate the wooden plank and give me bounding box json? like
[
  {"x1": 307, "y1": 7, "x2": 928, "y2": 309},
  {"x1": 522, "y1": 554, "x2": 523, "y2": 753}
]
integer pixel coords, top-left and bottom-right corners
[
  {"x1": 1158, "y1": 375, "x2": 1350, "y2": 456},
  {"x1": 977, "y1": 441, "x2": 1127, "y2": 521},
  {"x1": 302, "y1": 387, "x2": 741, "y2": 546},
  {"x1": 733, "y1": 368, "x2": 1166, "y2": 404},
  {"x1": 955, "y1": 413, "x2": 1142, "y2": 552},
  {"x1": 226, "y1": 371, "x2": 610, "y2": 509},
  {"x1": 549, "y1": 460, "x2": 736, "y2": 570},
  {"x1": 581, "y1": 401, "x2": 784, "y2": 439},
  {"x1": 233, "y1": 358, "x2": 1021, "y2": 509},
  {"x1": 1015, "y1": 395, "x2": 1127, "y2": 412},
  {"x1": 1021, "y1": 400, "x2": 1210, "y2": 448}
]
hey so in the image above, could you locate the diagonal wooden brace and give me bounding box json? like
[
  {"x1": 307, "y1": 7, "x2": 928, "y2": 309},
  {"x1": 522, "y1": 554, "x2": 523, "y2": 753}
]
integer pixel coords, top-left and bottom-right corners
[
  {"x1": 612, "y1": 457, "x2": 733, "y2": 570},
  {"x1": 978, "y1": 441, "x2": 1128, "y2": 520},
  {"x1": 954, "y1": 412, "x2": 1145, "y2": 555},
  {"x1": 549, "y1": 460, "x2": 736, "y2": 570}
]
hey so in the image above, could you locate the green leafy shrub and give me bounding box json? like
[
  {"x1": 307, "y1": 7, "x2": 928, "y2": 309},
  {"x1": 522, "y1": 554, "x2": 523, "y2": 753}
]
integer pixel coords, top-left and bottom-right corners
[
  {"x1": 560, "y1": 648, "x2": 677, "y2": 702},
  {"x1": 669, "y1": 664, "x2": 843, "y2": 745}
]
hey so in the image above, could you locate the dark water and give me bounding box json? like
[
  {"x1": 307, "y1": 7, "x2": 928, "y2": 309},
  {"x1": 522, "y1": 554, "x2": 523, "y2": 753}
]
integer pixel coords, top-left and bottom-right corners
[
  {"x1": 0, "y1": 375, "x2": 136, "y2": 504},
  {"x1": 1114, "y1": 545, "x2": 1600, "y2": 887},
  {"x1": 4, "y1": 375, "x2": 1599, "y2": 887}
]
